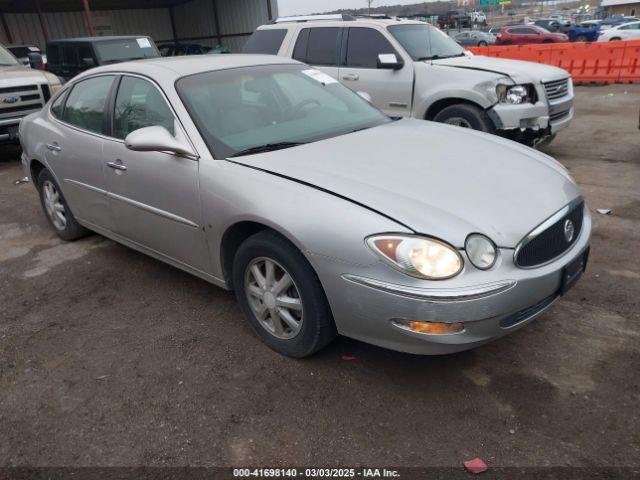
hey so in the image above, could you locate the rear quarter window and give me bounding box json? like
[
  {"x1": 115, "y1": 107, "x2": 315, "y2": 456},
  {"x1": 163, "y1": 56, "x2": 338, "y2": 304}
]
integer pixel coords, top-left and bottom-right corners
[{"x1": 243, "y1": 29, "x2": 287, "y2": 55}]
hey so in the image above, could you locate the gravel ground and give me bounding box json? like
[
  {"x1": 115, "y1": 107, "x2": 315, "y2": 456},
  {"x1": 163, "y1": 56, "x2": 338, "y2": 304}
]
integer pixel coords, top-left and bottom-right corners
[{"x1": 0, "y1": 85, "x2": 639, "y2": 471}]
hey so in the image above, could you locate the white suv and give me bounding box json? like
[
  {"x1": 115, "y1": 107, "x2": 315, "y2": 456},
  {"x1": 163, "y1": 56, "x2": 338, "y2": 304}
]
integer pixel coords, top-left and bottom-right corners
[{"x1": 244, "y1": 15, "x2": 574, "y2": 146}]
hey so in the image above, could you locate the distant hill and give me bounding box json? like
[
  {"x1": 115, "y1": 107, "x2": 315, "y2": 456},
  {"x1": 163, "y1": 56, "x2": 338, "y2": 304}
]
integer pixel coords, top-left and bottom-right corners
[{"x1": 326, "y1": 2, "x2": 458, "y2": 17}]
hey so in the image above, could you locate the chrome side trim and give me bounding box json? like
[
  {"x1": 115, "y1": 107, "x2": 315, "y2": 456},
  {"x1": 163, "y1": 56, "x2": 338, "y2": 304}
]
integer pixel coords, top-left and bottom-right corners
[
  {"x1": 64, "y1": 178, "x2": 199, "y2": 229},
  {"x1": 342, "y1": 274, "x2": 516, "y2": 302},
  {"x1": 513, "y1": 196, "x2": 584, "y2": 269}
]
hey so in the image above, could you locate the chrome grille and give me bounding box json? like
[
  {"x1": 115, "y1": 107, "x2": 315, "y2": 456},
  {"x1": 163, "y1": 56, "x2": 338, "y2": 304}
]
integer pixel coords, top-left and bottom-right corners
[
  {"x1": 0, "y1": 84, "x2": 45, "y2": 120},
  {"x1": 543, "y1": 78, "x2": 570, "y2": 100},
  {"x1": 515, "y1": 199, "x2": 584, "y2": 268}
]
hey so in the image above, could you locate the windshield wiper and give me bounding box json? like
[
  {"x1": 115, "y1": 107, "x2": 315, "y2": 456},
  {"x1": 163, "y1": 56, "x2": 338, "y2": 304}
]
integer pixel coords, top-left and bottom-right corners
[
  {"x1": 230, "y1": 142, "x2": 306, "y2": 158},
  {"x1": 417, "y1": 53, "x2": 466, "y2": 61}
]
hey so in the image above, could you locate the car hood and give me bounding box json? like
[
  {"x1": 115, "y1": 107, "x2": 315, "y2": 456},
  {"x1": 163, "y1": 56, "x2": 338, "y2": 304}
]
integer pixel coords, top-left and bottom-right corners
[
  {"x1": 229, "y1": 119, "x2": 580, "y2": 248},
  {"x1": 0, "y1": 65, "x2": 50, "y2": 87},
  {"x1": 431, "y1": 55, "x2": 569, "y2": 83}
]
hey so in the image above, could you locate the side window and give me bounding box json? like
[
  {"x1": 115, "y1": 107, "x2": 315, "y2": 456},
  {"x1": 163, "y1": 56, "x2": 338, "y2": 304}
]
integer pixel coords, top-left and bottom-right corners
[
  {"x1": 51, "y1": 91, "x2": 67, "y2": 119},
  {"x1": 305, "y1": 27, "x2": 342, "y2": 66},
  {"x1": 292, "y1": 28, "x2": 310, "y2": 62},
  {"x1": 243, "y1": 29, "x2": 288, "y2": 55},
  {"x1": 77, "y1": 45, "x2": 94, "y2": 63},
  {"x1": 62, "y1": 46, "x2": 78, "y2": 65},
  {"x1": 346, "y1": 28, "x2": 397, "y2": 69},
  {"x1": 113, "y1": 76, "x2": 175, "y2": 140},
  {"x1": 62, "y1": 76, "x2": 114, "y2": 135}
]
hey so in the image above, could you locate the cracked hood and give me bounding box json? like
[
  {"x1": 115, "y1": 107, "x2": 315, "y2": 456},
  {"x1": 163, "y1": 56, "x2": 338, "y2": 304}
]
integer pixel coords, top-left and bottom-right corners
[
  {"x1": 431, "y1": 55, "x2": 570, "y2": 83},
  {"x1": 230, "y1": 119, "x2": 580, "y2": 248}
]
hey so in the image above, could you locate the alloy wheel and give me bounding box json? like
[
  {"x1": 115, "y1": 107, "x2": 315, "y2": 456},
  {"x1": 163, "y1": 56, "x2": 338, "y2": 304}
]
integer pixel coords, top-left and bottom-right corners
[
  {"x1": 42, "y1": 180, "x2": 67, "y2": 230},
  {"x1": 445, "y1": 117, "x2": 473, "y2": 128},
  {"x1": 244, "y1": 257, "x2": 304, "y2": 339}
]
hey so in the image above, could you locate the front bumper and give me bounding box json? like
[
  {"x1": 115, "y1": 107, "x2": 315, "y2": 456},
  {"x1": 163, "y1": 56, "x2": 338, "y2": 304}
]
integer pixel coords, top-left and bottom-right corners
[
  {"x1": 489, "y1": 81, "x2": 574, "y2": 137},
  {"x1": 0, "y1": 117, "x2": 22, "y2": 143},
  {"x1": 315, "y1": 205, "x2": 591, "y2": 355}
]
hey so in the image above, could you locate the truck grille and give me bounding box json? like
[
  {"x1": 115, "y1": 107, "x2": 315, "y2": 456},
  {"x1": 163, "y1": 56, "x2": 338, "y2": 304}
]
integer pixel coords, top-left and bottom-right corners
[
  {"x1": 543, "y1": 78, "x2": 570, "y2": 101},
  {"x1": 0, "y1": 84, "x2": 45, "y2": 120},
  {"x1": 550, "y1": 109, "x2": 571, "y2": 123},
  {"x1": 515, "y1": 199, "x2": 584, "y2": 268}
]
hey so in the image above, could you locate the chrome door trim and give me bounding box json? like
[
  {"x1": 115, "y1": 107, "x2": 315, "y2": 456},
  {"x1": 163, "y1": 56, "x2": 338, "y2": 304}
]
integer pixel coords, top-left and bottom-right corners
[{"x1": 64, "y1": 178, "x2": 199, "y2": 229}]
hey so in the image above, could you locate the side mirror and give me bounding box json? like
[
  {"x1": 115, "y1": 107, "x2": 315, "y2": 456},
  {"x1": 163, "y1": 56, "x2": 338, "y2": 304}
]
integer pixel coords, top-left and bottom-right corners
[
  {"x1": 28, "y1": 52, "x2": 44, "y2": 70},
  {"x1": 125, "y1": 126, "x2": 196, "y2": 157},
  {"x1": 357, "y1": 91, "x2": 372, "y2": 102},
  {"x1": 377, "y1": 53, "x2": 404, "y2": 70},
  {"x1": 81, "y1": 57, "x2": 96, "y2": 68}
]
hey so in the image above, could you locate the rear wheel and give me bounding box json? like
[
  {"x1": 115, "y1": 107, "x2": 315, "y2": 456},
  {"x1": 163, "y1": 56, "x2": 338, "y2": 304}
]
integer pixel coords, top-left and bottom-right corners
[
  {"x1": 232, "y1": 230, "x2": 337, "y2": 358},
  {"x1": 433, "y1": 104, "x2": 495, "y2": 133},
  {"x1": 478, "y1": 40, "x2": 488, "y2": 46},
  {"x1": 36, "y1": 169, "x2": 89, "y2": 241},
  {"x1": 610, "y1": 37, "x2": 622, "y2": 41}
]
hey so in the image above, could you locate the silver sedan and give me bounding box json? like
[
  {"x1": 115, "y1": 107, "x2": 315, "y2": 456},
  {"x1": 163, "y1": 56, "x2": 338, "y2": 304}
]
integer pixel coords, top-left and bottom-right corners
[
  {"x1": 19, "y1": 55, "x2": 591, "y2": 357},
  {"x1": 453, "y1": 30, "x2": 496, "y2": 47}
]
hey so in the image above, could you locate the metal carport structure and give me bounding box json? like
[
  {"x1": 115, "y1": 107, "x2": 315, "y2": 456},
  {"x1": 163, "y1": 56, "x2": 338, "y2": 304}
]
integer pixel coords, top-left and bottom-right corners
[{"x1": 0, "y1": 0, "x2": 277, "y2": 52}]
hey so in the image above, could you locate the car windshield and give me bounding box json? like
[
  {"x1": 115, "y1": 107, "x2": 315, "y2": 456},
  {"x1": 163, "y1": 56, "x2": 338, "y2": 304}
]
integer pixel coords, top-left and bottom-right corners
[
  {"x1": 0, "y1": 45, "x2": 19, "y2": 65},
  {"x1": 177, "y1": 64, "x2": 390, "y2": 158},
  {"x1": 387, "y1": 24, "x2": 465, "y2": 61},
  {"x1": 93, "y1": 38, "x2": 160, "y2": 63}
]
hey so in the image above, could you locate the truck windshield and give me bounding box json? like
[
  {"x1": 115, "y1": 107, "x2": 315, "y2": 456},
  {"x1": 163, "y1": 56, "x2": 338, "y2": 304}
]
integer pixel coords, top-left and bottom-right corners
[
  {"x1": 177, "y1": 64, "x2": 390, "y2": 158},
  {"x1": 93, "y1": 38, "x2": 160, "y2": 64},
  {"x1": 388, "y1": 24, "x2": 465, "y2": 61},
  {"x1": 0, "y1": 45, "x2": 19, "y2": 66}
]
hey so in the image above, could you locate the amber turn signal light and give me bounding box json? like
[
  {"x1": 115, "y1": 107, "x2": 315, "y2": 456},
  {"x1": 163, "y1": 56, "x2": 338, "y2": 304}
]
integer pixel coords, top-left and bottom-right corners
[{"x1": 394, "y1": 319, "x2": 465, "y2": 335}]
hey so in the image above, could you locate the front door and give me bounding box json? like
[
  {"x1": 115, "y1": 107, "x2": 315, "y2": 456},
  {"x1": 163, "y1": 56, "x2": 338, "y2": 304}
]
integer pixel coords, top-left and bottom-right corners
[
  {"x1": 339, "y1": 27, "x2": 413, "y2": 117},
  {"x1": 292, "y1": 27, "x2": 342, "y2": 81},
  {"x1": 102, "y1": 75, "x2": 209, "y2": 272}
]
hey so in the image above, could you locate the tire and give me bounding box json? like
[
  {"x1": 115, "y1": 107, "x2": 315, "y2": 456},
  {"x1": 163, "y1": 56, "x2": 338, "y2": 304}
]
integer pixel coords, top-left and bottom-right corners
[
  {"x1": 535, "y1": 133, "x2": 557, "y2": 149},
  {"x1": 36, "y1": 169, "x2": 90, "y2": 241},
  {"x1": 610, "y1": 37, "x2": 622, "y2": 41},
  {"x1": 433, "y1": 103, "x2": 495, "y2": 133},
  {"x1": 232, "y1": 230, "x2": 337, "y2": 358},
  {"x1": 478, "y1": 40, "x2": 488, "y2": 46},
  {"x1": 542, "y1": 39, "x2": 553, "y2": 43},
  {"x1": 575, "y1": 35, "x2": 587, "y2": 42}
]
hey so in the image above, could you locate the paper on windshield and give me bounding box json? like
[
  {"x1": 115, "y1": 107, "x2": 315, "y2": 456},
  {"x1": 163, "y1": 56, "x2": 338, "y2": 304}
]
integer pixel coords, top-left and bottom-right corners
[
  {"x1": 136, "y1": 38, "x2": 152, "y2": 48},
  {"x1": 301, "y1": 69, "x2": 338, "y2": 86}
]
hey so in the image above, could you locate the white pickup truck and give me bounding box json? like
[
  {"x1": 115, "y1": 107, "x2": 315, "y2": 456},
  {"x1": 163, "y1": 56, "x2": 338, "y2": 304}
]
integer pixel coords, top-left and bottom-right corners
[
  {"x1": 245, "y1": 15, "x2": 574, "y2": 146},
  {"x1": 0, "y1": 43, "x2": 62, "y2": 144}
]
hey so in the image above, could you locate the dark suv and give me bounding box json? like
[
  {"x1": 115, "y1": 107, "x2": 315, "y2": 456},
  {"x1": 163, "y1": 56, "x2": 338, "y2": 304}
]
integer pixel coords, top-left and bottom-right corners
[{"x1": 46, "y1": 36, "x2": 160, "y2": 81}]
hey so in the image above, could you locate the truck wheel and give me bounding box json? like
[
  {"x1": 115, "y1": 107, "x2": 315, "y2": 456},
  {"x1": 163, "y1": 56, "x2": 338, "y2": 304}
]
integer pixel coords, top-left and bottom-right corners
[
  {"x1": 232, "y1": 230, "x2": 337, "y2": 358},
  {"x1": 433, "y1": 104, "x2": 495, "y2": 133}
]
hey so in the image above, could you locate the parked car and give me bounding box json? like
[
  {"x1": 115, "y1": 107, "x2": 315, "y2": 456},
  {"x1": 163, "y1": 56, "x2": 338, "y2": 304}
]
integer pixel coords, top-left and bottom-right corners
[
  {"x1": 533, "y1": 19, "x2": 571, "y2": 34},
  {"x1": 46, "y1": 36, "x2": 160, "y2": 81},
  {"x1": 599, "y1": 15, "x2": 639, "y2": 30},
  {"x1": 246, "y1": 16, "x2": 574, "y2": 146},
  {"x1": 6, "y1": 44, "x2": 48, "y2": 68},
  {"x1": 453, "y1": 30, "x2": 496, "y2": 47},
  {"x1": 487, "y1": 26, "x2": 502, "y2": 37},
  {"x1": 597, "y1": 21, "x2": 640, "y2": 41},
  {"x1": 19, "y1": 55, "x2": 591, "y2": 357},
  {"x1": 0, "y1": 44, "x2": 62, "y2": 144},
  {"x1": 567, "y1": 22, "x2": 601, "y2": 42},
  {"x1": 495, "y1": 25, "x2": 568, "y2": 45}
]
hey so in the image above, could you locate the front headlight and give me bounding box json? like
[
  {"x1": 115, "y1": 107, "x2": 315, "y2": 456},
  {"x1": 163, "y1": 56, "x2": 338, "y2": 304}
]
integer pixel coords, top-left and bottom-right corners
[
  {"x1": 465, "y1": 234, "x2": 497, "y2": 270},
  {"x1": 496, "y1": 84, "x2": 535, "y2": 104},
  {"x1": 366, "y1": 234, "x2": 463, "y2": 280}
]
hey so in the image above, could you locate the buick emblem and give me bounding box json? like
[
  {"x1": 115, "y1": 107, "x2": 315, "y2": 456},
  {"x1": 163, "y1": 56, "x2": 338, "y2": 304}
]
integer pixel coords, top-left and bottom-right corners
[
  {"x1": 564, "y1": 219, "x2": 575, "y2": 243},
  {"x1": 2, "y1": 96, "x2": 19, "y2": 104}
]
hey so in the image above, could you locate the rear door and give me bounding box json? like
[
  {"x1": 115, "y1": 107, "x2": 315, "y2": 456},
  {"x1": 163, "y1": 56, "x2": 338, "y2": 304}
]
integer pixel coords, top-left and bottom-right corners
[
  {"x1": 102, "y1": 74, "x2": 208, "y2": 271},
  {"x1": 46, "y1": 74, "x2": 116, "y2": 230},
  {"x1": 339, "y1": 26, "x2": 413, "y2": 117},
  {"x1": 291, "y1": 27, "x2": 343, "y2": 81}
]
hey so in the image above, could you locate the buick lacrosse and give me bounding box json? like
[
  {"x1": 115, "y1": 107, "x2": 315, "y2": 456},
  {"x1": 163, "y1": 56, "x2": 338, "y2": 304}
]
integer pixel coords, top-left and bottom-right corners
[{"x1": 20, "y1": 55, "x2": 591, "y2": 357}]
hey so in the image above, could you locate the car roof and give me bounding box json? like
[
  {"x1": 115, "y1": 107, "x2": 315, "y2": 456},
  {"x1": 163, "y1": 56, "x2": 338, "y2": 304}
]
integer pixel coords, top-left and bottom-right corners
[
  {"x1": 47, "y1": 36, "x2": 152, "y2": 44},
  {"x1": 75, "y1": 54, "x2": 301, "y2": 81},
  {"x1": 258, "y1": 18, "x2": 425, "y2": 29}
]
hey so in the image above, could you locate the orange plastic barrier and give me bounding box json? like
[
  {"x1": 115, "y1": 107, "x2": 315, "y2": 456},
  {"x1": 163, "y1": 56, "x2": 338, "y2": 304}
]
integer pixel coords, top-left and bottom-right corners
[{"x1": 468, "y1": 40, "x2": 640, "y2": 84}]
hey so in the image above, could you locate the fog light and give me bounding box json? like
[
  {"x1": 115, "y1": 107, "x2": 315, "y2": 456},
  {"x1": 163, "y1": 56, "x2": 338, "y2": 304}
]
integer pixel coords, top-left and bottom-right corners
[{"x1": 393, "y1": 319, "x2": 464, "y2": 335}]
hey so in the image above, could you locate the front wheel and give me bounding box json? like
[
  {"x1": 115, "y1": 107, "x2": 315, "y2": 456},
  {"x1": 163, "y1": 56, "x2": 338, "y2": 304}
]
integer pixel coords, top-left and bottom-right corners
[
  {"x1": 609, "y1": 37, "x2": 622, "y2": 41},
  {"x1": 433, "y1": 104, "x2": 495, "y2": 133},
  {"x1": 37, "y1": 169, "x2": 89, "y2": 241},
  {"x1": 478, "y1": 40, "x2": 488, "y2": 46},
  {"x1": 232, "y1": 230, "x2": 337, "y2": 358}
]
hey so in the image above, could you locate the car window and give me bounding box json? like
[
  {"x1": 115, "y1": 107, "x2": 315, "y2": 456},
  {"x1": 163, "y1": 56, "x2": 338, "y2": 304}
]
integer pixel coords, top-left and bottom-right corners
[
  {"x1": 177, "y1": 64, "x2": 389, "y2": 158},
  {"x1": 346, "y1": 28, "x2": 396, "y2": 69},
  {"x1": 93, "y1": 38, "x2": 160, "y2": 63},
  {"x1": 62, "y1": 76, "x2": 114, "y2": 135},
  {"x1": 243, "y1": 29, "x2": 288, "y2": 55},
  {"x1": 62, "y1": 46, "x2": 78, "y2": 65},
  {"x1": 113, "y1": 76, "x2": 175, "y2": 139},
  {"x1": 77, "y1": 45, "x2": 94, "y2": 62},
  {"x1": 296, "y1": 27, "x2": 342, "y2": 66},
  {"x1": 388, "y1": 24, "x2": 464, "y2": 61},
  {"x1": 50, "y1": 91, "x2": 67, "y2": 119}
]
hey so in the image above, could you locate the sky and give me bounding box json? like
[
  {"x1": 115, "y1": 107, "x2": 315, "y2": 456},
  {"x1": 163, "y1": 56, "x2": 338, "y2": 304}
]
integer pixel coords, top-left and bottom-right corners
[{"x1": 277, "y1": 0, "x2": 425, "y2": 16}]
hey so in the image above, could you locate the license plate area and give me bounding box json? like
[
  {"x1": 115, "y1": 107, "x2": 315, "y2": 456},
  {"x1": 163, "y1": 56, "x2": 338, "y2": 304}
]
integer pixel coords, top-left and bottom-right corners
[{"x1": 560, "y1": 247, "x2": 589, "y2": 296}]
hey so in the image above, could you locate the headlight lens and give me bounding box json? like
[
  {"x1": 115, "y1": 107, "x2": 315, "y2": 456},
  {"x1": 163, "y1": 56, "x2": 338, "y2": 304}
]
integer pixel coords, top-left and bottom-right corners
[
  {"x1": 367, "y1": 235, "x2": 463, "y2": 280},
  {"x1": 496, "y1": 84, "x2": 534, "y2": 104},
  {"x1": 465, "y1": 234, "x2": 497, "y2": 270}
]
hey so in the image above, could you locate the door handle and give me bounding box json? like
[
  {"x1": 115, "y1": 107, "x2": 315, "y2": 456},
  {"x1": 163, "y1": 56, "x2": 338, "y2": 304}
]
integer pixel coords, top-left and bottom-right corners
[
  {"x1": 107, "y1": 161, "x2": 127, "y2": 171},
  {"x1": 342, "y1": 73, "x2": 359, "y2": 81},
  {"x1": 46, "y1": 143, "x2": 62, "y2": 152}
]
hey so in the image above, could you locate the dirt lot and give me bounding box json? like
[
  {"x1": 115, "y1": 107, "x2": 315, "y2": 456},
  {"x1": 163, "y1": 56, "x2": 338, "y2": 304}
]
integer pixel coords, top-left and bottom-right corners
[{"x1": 1, "y1": 85, "x2": 639, "y2": 472}]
